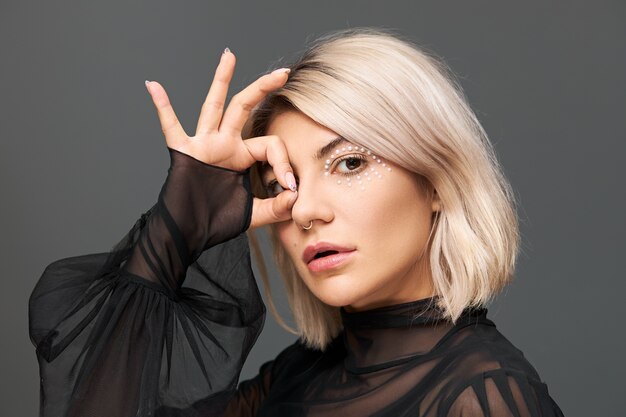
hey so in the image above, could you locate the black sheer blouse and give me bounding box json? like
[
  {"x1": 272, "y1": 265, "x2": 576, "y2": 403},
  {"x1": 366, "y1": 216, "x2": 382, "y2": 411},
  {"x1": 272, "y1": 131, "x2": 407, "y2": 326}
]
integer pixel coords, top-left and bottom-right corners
[{"x1": 29, "y1": 147, "x2": 564, "y2": 417}]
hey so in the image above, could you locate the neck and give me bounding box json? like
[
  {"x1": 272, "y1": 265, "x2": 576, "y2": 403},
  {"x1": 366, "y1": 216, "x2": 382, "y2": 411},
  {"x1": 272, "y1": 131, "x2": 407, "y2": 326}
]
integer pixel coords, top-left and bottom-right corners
[{"x1": 338, "y1": 296, "x2": 488, "y2": 374}]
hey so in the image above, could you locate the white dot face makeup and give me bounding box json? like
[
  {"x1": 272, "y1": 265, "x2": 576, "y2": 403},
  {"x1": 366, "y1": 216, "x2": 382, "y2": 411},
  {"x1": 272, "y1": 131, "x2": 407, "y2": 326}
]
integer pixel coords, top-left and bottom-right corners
[
  {"x1": 263, "y1": 141, "x2": 393, "y2": 197},
  {"x1": 323, "y1": 146, "x2": 392, "y2": 192}
]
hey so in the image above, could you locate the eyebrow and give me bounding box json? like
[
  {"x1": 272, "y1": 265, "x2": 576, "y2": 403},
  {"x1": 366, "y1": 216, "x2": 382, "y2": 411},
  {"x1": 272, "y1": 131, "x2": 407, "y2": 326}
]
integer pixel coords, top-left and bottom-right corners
[
  {"x1": 314, "y1": 136, "x2": 349, "y2": 161},
  {"x1": 260, "y1": 136, "x2": 349, "y2": 178}
]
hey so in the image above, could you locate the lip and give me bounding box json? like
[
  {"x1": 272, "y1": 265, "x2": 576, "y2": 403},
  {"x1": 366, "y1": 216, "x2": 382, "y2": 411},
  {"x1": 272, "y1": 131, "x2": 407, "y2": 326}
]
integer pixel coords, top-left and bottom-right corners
[{"x1": 302, "y1": 242, "x2": 356, "y2": 272}]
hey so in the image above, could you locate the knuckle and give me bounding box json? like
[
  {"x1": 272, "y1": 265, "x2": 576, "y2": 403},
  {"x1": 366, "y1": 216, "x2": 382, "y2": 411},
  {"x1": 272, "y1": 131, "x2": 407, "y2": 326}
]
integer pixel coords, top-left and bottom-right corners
[
  {"x1": 204, "y1": 100, "x2": 224, "y2": 112},
  {"x1": 230, "y1": 93, "x2": 253, "y2": 112},
  {"x1": 240, "y1": 101, "x2": 254, "y2": 112},
  {"x1": 278, "y1": 162, "x2": 292, "y2": 173},
  {"x1": 161, "y1": 118, "x2": 179, "y2": 134},
  {"x1": 230, "y1": 92, "x2": 242, "y2": 104},
  {"x1": 257, "y1": 80, "x2": 272, "y2": 95},
  {"x1": 271, "y1": 200, "x2": 286, "y2": 220},
  {"x1": 268, "y1": 134, "x2": 280, "y2": 145}
]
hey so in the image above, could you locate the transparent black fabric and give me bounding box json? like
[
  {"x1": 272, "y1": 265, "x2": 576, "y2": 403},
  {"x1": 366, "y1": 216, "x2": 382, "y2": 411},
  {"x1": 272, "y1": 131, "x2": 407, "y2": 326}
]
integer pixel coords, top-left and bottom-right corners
[
  {"x1": 30, "y1": 147, "x2": 564, "y2": 417},
  {"x1": 241, "y1": 301, "x2": 565, "y2": 417},
  {"x1": 30, "y1": 148, "x2": 261, "y2": 417}
]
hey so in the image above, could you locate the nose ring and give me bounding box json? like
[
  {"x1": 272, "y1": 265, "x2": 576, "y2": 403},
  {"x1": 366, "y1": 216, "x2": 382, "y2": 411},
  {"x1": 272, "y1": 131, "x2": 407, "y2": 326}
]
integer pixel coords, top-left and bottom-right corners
[{"x1": 302, "y1": 221, "x2": 313, "y2": 230}]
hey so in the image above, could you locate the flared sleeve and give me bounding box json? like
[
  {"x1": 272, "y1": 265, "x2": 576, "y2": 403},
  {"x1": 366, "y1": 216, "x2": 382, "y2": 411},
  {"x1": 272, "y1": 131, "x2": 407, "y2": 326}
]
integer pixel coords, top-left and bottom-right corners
[{"x1": 29, "y1": 147, "x2": 265, "y2": 417}]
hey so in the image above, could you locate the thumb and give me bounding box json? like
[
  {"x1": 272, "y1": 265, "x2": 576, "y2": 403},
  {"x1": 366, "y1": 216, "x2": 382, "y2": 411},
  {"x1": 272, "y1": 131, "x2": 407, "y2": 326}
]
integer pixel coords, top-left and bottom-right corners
[{"x1": 248, "y1": 190, "x2": 298, "y2": 230}]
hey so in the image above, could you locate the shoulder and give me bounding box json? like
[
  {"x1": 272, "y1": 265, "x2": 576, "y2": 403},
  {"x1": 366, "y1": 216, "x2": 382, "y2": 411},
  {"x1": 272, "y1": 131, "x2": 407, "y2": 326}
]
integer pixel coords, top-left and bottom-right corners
[
  {"x1": 438, "y1": 367, "x2": 564, "y2": 417},
  {"x1": 437, "y1": 315, "x2": 564, "y2": 416},
  {"x1": 446, "y1": 312, "x2": 543, "y2": 380}
]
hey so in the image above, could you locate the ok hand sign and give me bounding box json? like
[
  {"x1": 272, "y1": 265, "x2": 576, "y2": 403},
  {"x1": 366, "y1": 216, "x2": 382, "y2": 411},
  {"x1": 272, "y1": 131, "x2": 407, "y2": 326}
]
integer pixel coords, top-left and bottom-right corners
[{"x1": 144, "y1": 48, "x2": 298, "y2": 230}]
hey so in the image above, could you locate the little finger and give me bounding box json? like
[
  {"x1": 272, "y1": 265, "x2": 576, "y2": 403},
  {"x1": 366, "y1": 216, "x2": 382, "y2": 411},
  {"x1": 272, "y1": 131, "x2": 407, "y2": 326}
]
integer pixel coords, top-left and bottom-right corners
[{"x1": 145, "y1": 80, "x2": 188, "y2": 148}]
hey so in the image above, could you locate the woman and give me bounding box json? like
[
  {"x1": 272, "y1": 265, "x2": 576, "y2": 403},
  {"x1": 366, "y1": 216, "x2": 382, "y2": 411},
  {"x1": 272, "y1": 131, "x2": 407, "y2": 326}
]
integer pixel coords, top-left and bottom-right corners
[{"x1": 29, "y1": 28, "x2": 564, "y2": 416}]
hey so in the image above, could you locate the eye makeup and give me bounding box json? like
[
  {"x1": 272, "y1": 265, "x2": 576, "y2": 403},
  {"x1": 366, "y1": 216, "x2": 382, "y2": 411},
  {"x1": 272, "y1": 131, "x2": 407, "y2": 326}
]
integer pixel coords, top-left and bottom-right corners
[
  {"x1": 325, "y1": 145, "x2": 392, "y2": 191},
  {"x1": 262, "y1": 142, "x2": 392, "y2": 197}
]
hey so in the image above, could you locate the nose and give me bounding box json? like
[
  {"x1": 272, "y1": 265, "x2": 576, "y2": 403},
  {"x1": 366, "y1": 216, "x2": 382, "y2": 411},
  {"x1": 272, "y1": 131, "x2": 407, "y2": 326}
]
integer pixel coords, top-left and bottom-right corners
[{"x1": 290, "y1": 176, "x2": 334, "y2": 229}]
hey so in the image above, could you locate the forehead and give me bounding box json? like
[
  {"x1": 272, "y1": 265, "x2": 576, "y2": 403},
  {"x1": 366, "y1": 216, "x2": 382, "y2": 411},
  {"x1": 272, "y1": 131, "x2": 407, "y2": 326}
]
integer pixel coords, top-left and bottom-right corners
[
  {"x1": 267, "y1": 110, "x2": 338, "y2": 146},
  {"x1": 261, "y1": 111, "x2": 346, "y2": 173}
]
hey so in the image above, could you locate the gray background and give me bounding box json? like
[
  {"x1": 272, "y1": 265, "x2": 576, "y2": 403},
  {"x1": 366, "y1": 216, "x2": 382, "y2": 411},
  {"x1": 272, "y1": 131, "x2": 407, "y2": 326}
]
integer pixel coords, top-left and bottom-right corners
[{"x1": 1, "y1": 0, "x2": 624, "y2": 416}]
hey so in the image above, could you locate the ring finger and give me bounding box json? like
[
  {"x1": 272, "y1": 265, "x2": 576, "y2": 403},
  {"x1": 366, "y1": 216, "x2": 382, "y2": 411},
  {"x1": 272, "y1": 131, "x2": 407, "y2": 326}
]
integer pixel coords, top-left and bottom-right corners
[{"x1": 219, "y1": 67, "x2": 290, "y2": 137}]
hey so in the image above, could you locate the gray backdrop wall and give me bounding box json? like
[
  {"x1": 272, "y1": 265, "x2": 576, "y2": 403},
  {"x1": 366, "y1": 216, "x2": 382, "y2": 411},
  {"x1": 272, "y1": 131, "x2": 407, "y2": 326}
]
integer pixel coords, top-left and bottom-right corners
[{"x1": 2, "y1": 1, "x2": 624, "y2": 416}]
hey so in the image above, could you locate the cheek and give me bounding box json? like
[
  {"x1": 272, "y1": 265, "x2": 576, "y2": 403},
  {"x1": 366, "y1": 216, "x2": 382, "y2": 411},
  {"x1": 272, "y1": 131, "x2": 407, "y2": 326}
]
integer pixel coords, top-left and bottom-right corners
[
  {"x1": 357, "y1": 177, "x2": 432, "y2": 244},
  {"x1": 276, "y1": 224, "x2": 299, "y2": 255},
  {"x1": 274, "y1": 224, "x2": 313, "y2": 283}
]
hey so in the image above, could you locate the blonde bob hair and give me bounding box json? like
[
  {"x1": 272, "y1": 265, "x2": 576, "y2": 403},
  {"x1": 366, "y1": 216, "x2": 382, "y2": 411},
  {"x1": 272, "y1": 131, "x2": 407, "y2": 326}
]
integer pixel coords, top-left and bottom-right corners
[{"x1": 243, "y1": 27, "x2": 519, "y2": 351}]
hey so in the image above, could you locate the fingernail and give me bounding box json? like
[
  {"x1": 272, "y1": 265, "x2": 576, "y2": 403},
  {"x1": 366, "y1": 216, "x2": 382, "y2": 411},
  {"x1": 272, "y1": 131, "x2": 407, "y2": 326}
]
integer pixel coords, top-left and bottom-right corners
[
  {"x1": 285, "y1": 171, "x2": 297, "y2": 191},
  {"x1": 144, "y1": 80, "x2": 151, "y2": 93},
  {"x1": 272, "y1": 67, "x2": 291, "y2": 75},
  {"x1": 223, "y1": 47, "x2": 230, "y2": 54},
  {"x1": 288, "y1": 190, "x2": 298, "y2": 208}
]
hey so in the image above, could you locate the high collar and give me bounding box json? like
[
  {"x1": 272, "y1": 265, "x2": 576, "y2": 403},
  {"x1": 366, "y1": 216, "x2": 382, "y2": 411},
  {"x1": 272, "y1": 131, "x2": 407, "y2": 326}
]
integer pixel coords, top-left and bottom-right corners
[{"x1": 338, "y1": 296, "x2": 488, "y2": 374}]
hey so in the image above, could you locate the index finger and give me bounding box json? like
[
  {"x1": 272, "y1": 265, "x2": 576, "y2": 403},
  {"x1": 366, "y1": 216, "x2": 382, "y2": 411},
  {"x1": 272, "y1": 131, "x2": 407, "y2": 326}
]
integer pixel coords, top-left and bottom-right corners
[{"x1": 218, "y1": 67, "x2": 290, "y2": 137}]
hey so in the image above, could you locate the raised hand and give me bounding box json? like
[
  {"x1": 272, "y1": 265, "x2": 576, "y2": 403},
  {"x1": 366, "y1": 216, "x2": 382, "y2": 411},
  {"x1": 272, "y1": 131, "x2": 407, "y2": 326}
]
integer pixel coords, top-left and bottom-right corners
[{"x1": 144, "y1": 48, "x2": 298, "y2": 230}]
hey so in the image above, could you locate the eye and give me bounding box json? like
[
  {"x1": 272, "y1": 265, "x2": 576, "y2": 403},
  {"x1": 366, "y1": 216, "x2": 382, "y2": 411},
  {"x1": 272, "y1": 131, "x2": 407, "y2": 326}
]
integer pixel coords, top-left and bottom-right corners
[
  {"x1": 264, "y1": 179, "x2": 286, "y2": 197},
  {"x1": 333, "y1": 154, "x2": 367, "y2": 175}
]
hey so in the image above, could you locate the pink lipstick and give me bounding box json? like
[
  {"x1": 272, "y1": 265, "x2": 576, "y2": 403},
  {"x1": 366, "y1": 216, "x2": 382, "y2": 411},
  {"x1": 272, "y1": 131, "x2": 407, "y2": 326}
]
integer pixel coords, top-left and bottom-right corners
[{"x1": 303, "y1": 242, "x2": 356, "y2": 272}]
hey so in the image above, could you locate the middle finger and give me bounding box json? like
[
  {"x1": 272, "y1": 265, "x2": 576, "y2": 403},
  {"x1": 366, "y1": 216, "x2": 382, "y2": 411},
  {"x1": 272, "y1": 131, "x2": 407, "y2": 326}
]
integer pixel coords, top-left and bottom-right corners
[{"x1": 195, "y1": 48, "x2": 236, "y2": 135}]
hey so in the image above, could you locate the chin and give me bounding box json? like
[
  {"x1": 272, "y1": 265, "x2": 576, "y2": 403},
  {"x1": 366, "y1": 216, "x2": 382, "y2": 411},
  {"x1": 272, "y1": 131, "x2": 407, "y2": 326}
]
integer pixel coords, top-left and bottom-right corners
[
  {"x1": 305, "y1": 277, "x2": 369, "y2": 308},
  {"x1": 315, "y1": 294, "x2": 359, "y2": 309}
]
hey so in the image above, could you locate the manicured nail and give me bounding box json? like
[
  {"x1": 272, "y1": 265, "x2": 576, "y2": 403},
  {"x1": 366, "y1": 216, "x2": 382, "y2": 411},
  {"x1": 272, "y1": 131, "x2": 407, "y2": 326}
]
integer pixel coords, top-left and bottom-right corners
[
  {"x1": 223, "y1": 47, "x2": 230, "y2": 54},
  {"x1": 272, "y1": 67, "x2": 291, "y2": 75},
  {"x1": 144, "y1": 80, "x2": 151, "y2": 93},
  {"x1": 288, "y1": 190, "x2": 298, "y2": 208},
  {"x1": 285, "y1": 171, "x2": 297, "y2": 191}
]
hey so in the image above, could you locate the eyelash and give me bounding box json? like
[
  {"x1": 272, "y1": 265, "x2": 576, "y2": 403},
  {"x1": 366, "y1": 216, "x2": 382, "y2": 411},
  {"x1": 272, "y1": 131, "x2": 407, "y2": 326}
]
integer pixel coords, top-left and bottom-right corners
[
  {"x1": 264, "y1": 153, "x2": 368, "y2": 196},
  {"x1": 333, "y1": 153, "x2": 368, "y2": 176}
]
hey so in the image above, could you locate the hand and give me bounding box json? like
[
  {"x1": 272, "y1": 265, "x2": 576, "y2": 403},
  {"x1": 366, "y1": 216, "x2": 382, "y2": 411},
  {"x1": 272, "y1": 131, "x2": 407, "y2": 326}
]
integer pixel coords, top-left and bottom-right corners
[{"x1": 144, "y1": 49, "x2": 298, "y2": 230}]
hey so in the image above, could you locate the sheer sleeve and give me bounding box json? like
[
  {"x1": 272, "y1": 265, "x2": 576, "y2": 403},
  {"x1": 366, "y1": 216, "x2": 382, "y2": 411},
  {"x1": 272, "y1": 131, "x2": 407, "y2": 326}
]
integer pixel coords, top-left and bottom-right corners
[
  {"x1": 441, "y1": 369, "x2": 565, "y2": 417},
  {"x1": 29, "y1": 147, "x2": 265, "y2": 417},
  {"x1": 222, "y1": 360, "x2": 274, "y2": 417}
]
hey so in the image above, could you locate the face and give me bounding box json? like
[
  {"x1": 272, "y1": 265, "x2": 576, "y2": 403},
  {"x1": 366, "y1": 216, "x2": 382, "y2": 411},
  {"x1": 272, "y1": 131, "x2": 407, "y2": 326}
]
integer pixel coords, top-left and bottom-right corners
[{"x1": 262, "y1": 111, "x2": 440, "y2": 312}]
